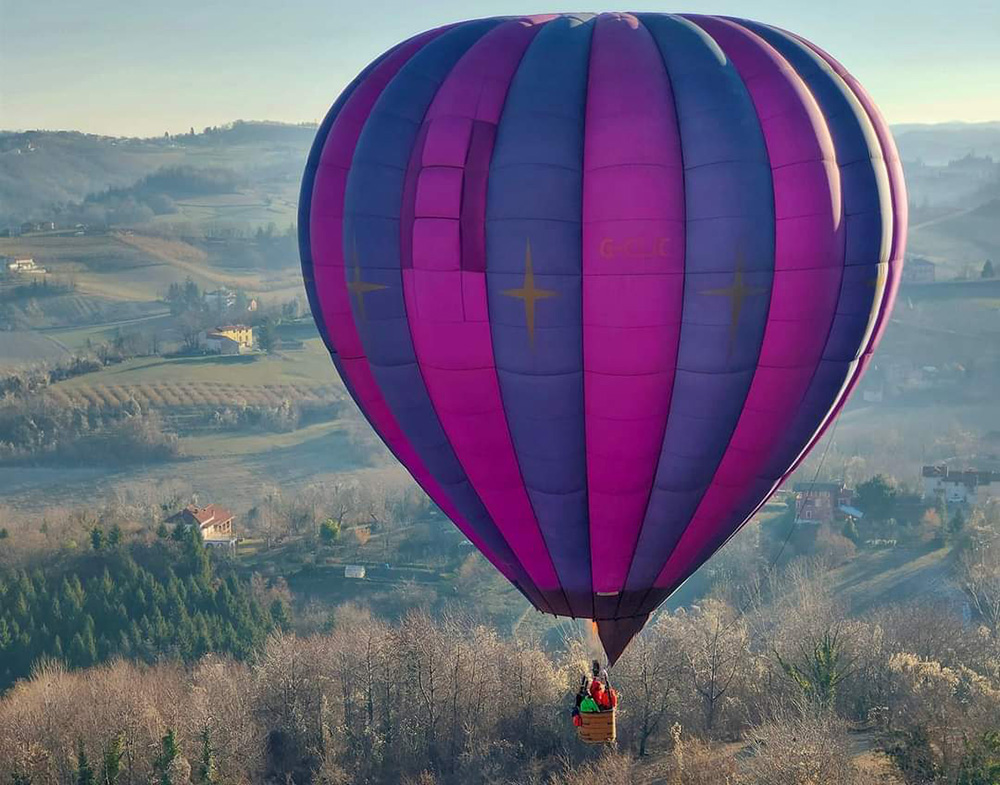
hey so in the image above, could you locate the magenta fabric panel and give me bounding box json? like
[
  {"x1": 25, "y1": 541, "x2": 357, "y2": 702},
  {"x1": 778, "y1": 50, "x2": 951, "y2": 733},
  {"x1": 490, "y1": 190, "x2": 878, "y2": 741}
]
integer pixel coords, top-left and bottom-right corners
[
  {"x1": 786, "y1": 32, "x2": 907, "y2": 352},
  {"x1": 399, "y1": 18, "x2": 566, "y2": 595},
  {"x1": 749, "y1": 29, "x2": 907, "y2": 489},
  {"x1": 308, "y1": 28, "x2": 521, "y2": 585},
  {"x1": 655, "y1": 16, "x2": 843, "y2": 591},
  {"x1": 582, "y1": 13, "x2": 685, "y2": 595}
]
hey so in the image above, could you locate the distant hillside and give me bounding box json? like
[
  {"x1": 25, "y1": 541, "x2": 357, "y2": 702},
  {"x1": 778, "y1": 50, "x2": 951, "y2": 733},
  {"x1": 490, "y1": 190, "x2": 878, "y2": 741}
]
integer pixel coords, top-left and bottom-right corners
[
  {"x1": 0, "y1": 121, "x2": 315, "y2": 226},
  {"x1": 893, "y1": 121, "x2": 1000, "y2": 165}
]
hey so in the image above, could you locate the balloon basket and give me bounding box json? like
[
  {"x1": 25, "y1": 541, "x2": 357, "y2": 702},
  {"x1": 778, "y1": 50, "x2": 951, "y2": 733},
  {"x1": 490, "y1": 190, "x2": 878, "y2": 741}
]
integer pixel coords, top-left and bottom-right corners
[{"x1": 577, "y1": 709, "x2": 616, "y2": 744}]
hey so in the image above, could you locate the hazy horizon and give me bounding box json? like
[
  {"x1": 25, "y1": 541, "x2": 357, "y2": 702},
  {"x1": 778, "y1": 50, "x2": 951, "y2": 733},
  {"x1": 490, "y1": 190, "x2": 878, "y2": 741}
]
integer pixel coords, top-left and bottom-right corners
[{"x1": 2, "y1": 0, "x2": 998, "y2": 137}]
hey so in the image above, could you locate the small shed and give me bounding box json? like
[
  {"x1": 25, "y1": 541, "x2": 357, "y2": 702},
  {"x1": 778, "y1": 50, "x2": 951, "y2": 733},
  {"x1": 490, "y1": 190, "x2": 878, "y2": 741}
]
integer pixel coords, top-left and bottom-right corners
[{"x1": 344, "y1": 565, "x2": 366, "y2": 579}]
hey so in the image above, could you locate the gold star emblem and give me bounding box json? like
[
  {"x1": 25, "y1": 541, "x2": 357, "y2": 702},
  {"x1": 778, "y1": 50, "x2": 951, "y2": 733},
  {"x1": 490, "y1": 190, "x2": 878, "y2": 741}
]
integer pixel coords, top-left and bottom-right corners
[
  {"x1": 346, "y1": 240, "x2": 387, "y2": 321},
  {"x1": 502, "y1": 239, "x2": 557, "y2": 347},
  {"x1": 702, "y1": 249, "x2": 767, "y2": 351}
]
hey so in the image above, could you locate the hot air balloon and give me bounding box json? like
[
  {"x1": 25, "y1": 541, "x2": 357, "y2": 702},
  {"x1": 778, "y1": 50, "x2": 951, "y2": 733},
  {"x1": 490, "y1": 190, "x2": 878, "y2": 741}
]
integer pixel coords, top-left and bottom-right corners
[{"x1": 299, "y1": 13, "x2": 906, "y2": 666}]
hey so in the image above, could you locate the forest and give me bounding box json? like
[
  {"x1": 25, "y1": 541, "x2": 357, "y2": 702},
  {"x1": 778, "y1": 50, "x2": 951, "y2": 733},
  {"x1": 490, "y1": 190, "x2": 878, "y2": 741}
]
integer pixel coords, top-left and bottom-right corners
[
  {"x1": 0, "y1": 526, "x2": 283, "y2": 690},
  {"x1": 2, "y1": 499, "x2": 1000, "y2": 784}
]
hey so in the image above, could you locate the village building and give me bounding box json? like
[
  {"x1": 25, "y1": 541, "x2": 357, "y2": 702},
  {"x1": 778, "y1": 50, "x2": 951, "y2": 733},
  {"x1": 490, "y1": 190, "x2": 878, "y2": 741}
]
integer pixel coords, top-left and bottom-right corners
[
  {"x1": 922, "y1": 465, "x2": 1000, "y2": 505},
  {"x1": 199, "y1": 324, "x2": 254, "y2": 354},
  {"x1": 793, "y1": 480, "x2": 854, "y2": 524},
  {"x1": 4, "y1": 257, "x2": 46, "y2": 276},
  {"x1": 165, "y1": 503, "x2": 237, "y2": 551}
]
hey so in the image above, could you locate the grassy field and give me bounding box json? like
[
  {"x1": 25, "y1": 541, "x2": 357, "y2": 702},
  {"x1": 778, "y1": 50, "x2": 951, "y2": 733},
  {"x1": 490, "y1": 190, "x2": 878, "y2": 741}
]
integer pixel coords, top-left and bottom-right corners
[
  {"x1": 0, "y1": 233, "x2": 303, "y2": 303},
  {"x1": 829, "y1": 543, "x2": 956, "y2": 612},
  {"x1": 0, "y1": 331, "x2": 72, "y2": 368},
  {"x1": 52, "y1": 338, "x2": 337, "y2": 389},
  {"x1": 182, "y1": 419, "x2": 346, "y2": 458}
]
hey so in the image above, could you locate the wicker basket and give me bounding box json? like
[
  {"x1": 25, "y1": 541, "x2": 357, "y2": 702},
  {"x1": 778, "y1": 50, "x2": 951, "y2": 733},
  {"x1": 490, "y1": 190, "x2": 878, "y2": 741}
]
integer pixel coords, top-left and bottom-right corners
[{"x1": 577, "y1": 709, "x2": 616, "y2": 744}]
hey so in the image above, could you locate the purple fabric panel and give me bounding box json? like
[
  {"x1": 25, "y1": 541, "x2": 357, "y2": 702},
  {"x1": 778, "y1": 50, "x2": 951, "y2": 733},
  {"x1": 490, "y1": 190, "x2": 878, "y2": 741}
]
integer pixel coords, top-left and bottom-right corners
[
  {"x1": 728, "y1": 20, "x2": 891, "y2": 499},
  {"x1": 618, "y1": 13, "x2": 774, "y2": 618},
  {"x1": 460, "y1": 123, "x2": 494, "y2": 272},
  {"x1": 583, "y1": 14, "x2": 685, "y2": 595},
  {"x1": 310, "y1": 22, "x2": 549, "y2": 607},
  {"x1": 734, "y1": 30, "x2": 907, "y2": 503},
  {"x1": 655, "y1": 16, "x2": 842, "y2": 591},
  {"x1": 486, "y1": 15, "x2": 597, "y2": 618},
  {"x1": 399, "y1": 123, "x2": 430, "y2": 270},
  {"x1": 786, "y1": 32, "x2": 907, "y2": 352},
  {"x1": 400, "y1": 18, "x2": 568, "y2": 603}
]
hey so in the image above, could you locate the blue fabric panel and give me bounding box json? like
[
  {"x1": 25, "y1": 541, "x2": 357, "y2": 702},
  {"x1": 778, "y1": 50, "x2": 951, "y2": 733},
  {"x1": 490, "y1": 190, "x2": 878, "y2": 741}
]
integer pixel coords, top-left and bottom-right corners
[
  {"x1": 486, "y1": 14, "x2": 596, "y2": 617},
  {"x1": 734, "y1": 18, "x2": 890, "y2": 488},
  {"x1": 619, "y1": 13, "x2": 775, "y2": 617},
  {"x1": 299, "y1": 45, "x2": 395, "y2": 361},
  {"x1": 662, "y1": 19, "x2": 894, "y2": 595},
  {"x1": 341, "y1": 20, "x2": 568, "y2": 613}
]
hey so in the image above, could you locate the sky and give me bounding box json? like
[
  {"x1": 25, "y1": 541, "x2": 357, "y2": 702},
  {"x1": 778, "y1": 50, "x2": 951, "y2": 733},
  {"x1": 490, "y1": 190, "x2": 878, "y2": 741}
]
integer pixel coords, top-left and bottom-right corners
[{"x1": 2, "y1": 0, "x2": 998, "y2": 136}]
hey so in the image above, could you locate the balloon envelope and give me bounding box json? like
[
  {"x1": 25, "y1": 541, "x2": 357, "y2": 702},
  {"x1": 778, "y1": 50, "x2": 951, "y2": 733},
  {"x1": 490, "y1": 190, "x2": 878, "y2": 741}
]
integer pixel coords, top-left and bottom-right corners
[{"x1": 299, "y1": 13, "x2": 906, "y2": 663}]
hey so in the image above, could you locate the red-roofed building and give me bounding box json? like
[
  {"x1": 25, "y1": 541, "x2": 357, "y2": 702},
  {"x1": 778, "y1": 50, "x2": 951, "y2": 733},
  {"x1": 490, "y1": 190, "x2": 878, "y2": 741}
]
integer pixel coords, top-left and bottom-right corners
[{"x1": 166, "y1": 503, "x2": 236, "y2": 547}]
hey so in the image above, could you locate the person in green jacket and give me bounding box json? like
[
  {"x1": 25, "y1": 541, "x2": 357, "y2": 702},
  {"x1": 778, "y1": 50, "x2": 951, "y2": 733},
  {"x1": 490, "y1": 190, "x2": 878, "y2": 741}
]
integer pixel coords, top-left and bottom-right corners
[{"x1": 579, "y1": 694, "x2": 600, "y2": 713}]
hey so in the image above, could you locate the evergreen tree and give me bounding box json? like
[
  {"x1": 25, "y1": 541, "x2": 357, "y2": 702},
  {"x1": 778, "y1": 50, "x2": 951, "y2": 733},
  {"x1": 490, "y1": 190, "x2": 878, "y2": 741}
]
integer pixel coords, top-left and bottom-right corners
[
  {"x1": 155, "y1": 729, "x2": 181, "y2": 785},
  {"x1": 76, "y1": 739, "x2": 96, "y2": 785},
  {"x1": 196, "y1": 725, "x2": 216, "y2": 785},
  {"x1": 156, "y1": 522, "x2": 170, "y2": 539},
  {"x1": 90, "y1": 527, "x2": 104, "y2": 551},
  {"x1": 270, "y1": 598, "x2": 291, "y2": 632},
  {"x1": 319, "y1": 518, "x2": 340, "y2": 545},
  {"x1": 107, "y1": 525, "x2": 122, "y2": 549},
  {"x1": 101, "y1": 732, "x2": 125, "y2": 785}
]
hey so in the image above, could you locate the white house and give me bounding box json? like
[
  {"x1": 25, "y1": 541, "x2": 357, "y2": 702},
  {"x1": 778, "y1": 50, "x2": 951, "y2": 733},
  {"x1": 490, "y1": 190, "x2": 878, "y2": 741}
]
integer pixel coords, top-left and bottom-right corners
[
  {"x1": 344, "y1": 565, "x2": 366, "y2": 579},
  {"x1": 5, "y1": 257, "x2": 46, "y2": 275},
  {"x1": 923, "y1": 465, "x2": 1000, "y2": 505}
]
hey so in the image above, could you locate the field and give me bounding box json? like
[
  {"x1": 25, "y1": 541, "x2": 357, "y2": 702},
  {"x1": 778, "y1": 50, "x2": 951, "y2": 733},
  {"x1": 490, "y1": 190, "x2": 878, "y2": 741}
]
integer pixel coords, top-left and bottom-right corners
[
  {"x1": 49, "y1": 339, "x2": 336, "y2": 389},
  {"x1": 0, "y1": 331, "x2": 71, "y2": 368},
  {"x1": 0, "y1": 232, "x2": 304, "y2": 304}
]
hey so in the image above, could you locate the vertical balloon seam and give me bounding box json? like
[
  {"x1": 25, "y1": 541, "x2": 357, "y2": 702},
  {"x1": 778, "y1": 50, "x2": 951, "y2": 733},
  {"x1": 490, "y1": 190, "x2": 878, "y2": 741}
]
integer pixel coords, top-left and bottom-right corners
[
  {"x1": 305, "y1": 34, "x2": 454, "y2": 472},
  {"x1": 619, "y1": 11, "x2": 775, "y2": 617},
  {"x1": 398, "y1": 17, "x2": 570, "y2": 613},
  {"x1": 300, "y1": 45, "x2": 402, "y2": 357},
  {"x1": 768, "y1": 28, "x2": 904, "y2": 459},
  {"x1": 754, "y1": 30, "x2": 906, "y2": 489},
  {"x1": 781, "y1": 30, "x2": 907, "y2": 352},
  {"x1": 619, "y1": 12, "x2": 776, "y2": 618},
  {"x1": 638, "y1": 12, "x2": 781, "y2": 608},
  {"x1": 307, "y1": 27, "x2": 545, "y2": 606},
  {"x1": 656, "y1": 15, "x2": 841, "y2": 591},
  {"x1": 595, "y1": 12, "x2": 688, "y2": 620},
  {"x1": 485, "y1": 14, "x2": 598, "y2": 618},
  {"x1": 649, "y1": 14, "x2": 842, "y2": 598},
  {"x1": 716, "y1": 18, "x2": 868, "y2": 514},
  {"x1": 333, "y1": 21, "x2": 553, "y2": 611},
  {"x1": 732, "y1": 18, "x2": 890, "y2": 493}
]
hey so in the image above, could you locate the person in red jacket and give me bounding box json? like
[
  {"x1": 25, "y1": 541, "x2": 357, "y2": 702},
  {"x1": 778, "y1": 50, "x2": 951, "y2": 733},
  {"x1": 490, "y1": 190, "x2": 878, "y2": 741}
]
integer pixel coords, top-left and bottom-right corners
[{"x1": 588, "y1": 661, "x2": 618, "y2": 711}]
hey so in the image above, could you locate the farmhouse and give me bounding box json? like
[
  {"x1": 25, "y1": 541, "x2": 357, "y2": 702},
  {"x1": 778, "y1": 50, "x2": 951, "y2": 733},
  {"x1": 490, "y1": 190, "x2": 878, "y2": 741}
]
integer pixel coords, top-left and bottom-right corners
[
  {"x1": 165, "y1": 503, "x2": 237, "y2": 550},
  {"x1": 200, "y1": 324, "x2": 254, "y2": 354},
  {"x1": 922, "y1": 465, "x2": 1000, "y2": 505},
  {"x1": 5, "y1": 257, "x2": 46, "y2": 275},
  {"x1": 793, "y1": 480, "x2": 853, "y2": 524}
]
